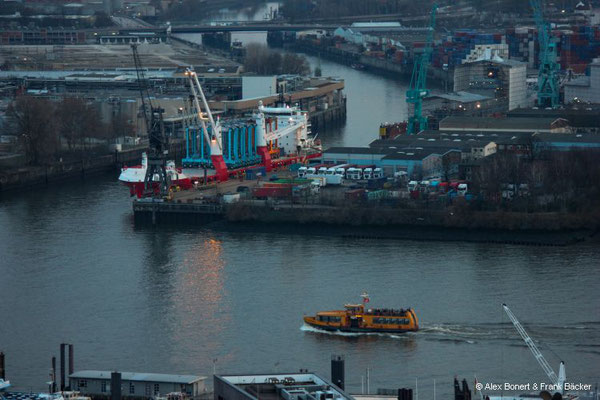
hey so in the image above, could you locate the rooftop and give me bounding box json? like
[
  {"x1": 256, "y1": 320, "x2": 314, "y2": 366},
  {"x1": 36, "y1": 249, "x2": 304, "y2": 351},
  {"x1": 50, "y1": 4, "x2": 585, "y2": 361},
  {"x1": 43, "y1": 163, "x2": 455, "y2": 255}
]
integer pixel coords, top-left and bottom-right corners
[
  {"x1": 69, "y1": 370, "x2": 205, "y2": 384},
  {"x1": 439, "y1": 116, "x2": 568, "y2": 131},
  {"x1": 216, "y1": 373, "x2": 353, "y2": 400},
  {"x1": 324, "y1": 147, "x2": 392, "y2": 155},
  {"x1": 428, "y1": 91, "x2": 492, "y2": 103},
  {"x1": 534, "y1": 132, "x2": 600, "y2": 143}
]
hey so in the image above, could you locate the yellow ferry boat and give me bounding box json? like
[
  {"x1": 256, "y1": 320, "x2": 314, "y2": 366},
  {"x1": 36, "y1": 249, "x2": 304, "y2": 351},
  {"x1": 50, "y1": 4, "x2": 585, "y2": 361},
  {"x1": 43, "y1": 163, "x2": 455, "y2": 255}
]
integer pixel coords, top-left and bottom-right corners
[{"x1": 303, "y1": 294, "x2": 419, "y2": 333}]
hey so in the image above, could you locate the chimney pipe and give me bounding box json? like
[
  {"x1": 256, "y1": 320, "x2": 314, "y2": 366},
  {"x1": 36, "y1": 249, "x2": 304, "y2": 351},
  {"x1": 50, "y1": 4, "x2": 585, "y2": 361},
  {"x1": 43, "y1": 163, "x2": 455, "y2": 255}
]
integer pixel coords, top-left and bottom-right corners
[
  {"x1": 68, "y1": 344, "x2": 74, "y2": 390},
  {"x1": 0, "y1": 352, "x2": 5, "y2": 380},
  {"x1": 331, "y1": 354, "x2": 345, "y2": 390},
  {"x1": 111, "y1": 372, "x2": 122, "y2": 400},
  {"x1": 60, "y1": 343, "x2": 66, "y2": 391}
]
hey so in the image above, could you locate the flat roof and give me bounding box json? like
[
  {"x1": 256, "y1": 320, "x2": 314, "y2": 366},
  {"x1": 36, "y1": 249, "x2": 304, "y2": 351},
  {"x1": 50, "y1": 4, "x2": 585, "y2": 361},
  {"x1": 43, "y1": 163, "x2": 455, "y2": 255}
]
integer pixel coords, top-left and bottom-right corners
[
  {"x1": 428, "y1": 91, "x2": 491, "y2": 103},
  {"x1": 535, "y1": 133, "x2": 600, "y2": 143},
  {"x1": 217, "y1": 373, "x2": 353, "y2": 400},
  {"x1": 439, "y1": 116, "x2": 566, "y2": 130},
  {"x1": 324, "y1": 147, "x2": 391, "y2": 155},
  {"x1": 70, "y1": 370, "x2": 205, "y2": 384}
]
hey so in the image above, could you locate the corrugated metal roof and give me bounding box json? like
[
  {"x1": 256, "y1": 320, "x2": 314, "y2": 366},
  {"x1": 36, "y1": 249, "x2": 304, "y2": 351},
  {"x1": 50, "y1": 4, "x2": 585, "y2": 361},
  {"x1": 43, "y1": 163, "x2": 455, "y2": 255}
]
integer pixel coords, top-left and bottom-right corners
[
  {"x1": 439, "y1": 116, "x2": 565, "y2": 130},
  {"x1": 324, "y1": 147, "x2": 391, "y2": 155},
  {"x1": 69, "y1": 371, "x2": 205, "y2": 384}
]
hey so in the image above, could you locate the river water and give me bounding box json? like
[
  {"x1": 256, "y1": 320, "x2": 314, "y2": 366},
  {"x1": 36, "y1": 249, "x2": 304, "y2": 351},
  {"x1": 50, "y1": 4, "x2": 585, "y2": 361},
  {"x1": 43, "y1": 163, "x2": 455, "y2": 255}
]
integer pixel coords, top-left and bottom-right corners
[{"x1": 1, "y1": 28, "x2": 599, "y2": 400}]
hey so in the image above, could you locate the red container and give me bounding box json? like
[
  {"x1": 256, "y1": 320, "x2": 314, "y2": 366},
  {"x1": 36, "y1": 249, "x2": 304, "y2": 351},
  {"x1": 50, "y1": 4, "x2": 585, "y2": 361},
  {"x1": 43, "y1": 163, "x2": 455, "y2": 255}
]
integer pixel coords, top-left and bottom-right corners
[{"x1": 252, "y1": 186, "x2": 292, "y2": 198}]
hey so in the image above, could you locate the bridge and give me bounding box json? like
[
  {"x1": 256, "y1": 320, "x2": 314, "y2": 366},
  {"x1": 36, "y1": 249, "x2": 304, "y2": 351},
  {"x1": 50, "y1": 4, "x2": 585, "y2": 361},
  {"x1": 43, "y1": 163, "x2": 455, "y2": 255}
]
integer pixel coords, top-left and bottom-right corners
[{"x1": 120, "y1": 23, "x2": 341, "y2": 35}]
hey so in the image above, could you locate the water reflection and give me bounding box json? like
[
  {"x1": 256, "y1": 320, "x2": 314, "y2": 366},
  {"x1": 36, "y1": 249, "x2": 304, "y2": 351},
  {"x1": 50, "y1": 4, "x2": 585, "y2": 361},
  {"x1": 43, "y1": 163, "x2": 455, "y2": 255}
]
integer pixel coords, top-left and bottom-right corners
[{"x1": 171, "y1": 237, "x2": 231, "y2": 368}]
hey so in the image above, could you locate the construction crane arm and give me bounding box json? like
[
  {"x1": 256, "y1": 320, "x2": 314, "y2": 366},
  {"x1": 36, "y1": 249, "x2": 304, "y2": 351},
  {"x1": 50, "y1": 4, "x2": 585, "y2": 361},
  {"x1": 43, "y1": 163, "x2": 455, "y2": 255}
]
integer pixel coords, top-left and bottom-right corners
[
  {"x1": 265, "y1": 121, "x2": 304, "y2": 142},
  {"x1": 185, "y1": 69, "x2": 222, "y2": 154},
  {"x1": 502, "y1": 304, "x2": 565, "y2": 390}
]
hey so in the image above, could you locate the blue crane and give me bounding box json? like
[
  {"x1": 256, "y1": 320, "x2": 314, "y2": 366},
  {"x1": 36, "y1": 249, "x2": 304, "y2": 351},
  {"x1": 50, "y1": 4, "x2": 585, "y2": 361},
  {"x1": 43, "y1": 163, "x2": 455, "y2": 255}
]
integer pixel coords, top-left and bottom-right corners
[
  {"x1": 530, "y1": 0, "x2": 560, "y2": 108},
  {"x1": 406, "y1": 3, "x2": 437, "y2": 135}
]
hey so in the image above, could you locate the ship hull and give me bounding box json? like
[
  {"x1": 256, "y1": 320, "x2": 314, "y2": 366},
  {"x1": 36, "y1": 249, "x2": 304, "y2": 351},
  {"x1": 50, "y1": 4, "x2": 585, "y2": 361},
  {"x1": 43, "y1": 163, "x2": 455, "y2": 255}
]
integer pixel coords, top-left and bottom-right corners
[{"x1": 304, "y1": 321, "x2": 415, "y2": 334}]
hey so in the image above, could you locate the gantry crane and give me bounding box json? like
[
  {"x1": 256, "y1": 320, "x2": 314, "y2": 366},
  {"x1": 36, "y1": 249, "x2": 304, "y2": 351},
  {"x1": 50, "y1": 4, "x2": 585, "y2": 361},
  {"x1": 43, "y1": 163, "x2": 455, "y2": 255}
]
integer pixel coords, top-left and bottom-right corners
[
  {"x1": 131, "y1": 44, "x2": 170, "y2": 197},
  {"x1": 503, "y1": 304, "x2": 566, "y2": 392},
  {"x1": 406, "y1": 3, "x2": 437, "y2": 135},
  {"x1": 530, "y1": 0, "x2": 560, "y2": 108}
]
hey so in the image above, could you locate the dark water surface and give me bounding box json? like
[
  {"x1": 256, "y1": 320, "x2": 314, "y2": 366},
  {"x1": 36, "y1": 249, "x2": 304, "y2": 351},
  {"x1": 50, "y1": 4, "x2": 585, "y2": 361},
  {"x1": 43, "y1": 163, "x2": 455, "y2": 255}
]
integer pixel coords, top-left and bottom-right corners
[
  {"x1": 1, "y1": 175, "x2": 599, "y2": 397},
  {"x1": 1, "y1": 42, "x2": 599, "y2": 399}
]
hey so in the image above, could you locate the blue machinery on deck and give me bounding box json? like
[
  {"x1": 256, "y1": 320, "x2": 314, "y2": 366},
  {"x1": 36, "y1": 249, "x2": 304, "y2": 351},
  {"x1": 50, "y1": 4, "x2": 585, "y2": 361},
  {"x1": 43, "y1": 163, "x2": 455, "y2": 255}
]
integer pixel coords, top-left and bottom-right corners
[{"x1": 183, "y1": 123, "x2": 264, "y2": 168}]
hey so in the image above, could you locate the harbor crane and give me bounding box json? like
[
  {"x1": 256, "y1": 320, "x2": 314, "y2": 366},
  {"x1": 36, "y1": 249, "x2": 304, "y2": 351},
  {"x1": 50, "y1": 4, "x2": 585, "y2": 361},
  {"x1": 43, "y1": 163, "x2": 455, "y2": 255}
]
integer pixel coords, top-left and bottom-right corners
[
  {"x1": 406, "y1": 3, "x2": 437, "y2": 135},
  {"x1": 502, "y1": 304, "x2": 566, "y2": 392},
  {"x1": 530, "y1": 0, "x2": 560, "y2": 108},
  {"x1": 184, "y1": 68, "x2": 228, "y2": 181},
  {"x1": 131, "y1": 44, "x2": 170, "y2": 197}
]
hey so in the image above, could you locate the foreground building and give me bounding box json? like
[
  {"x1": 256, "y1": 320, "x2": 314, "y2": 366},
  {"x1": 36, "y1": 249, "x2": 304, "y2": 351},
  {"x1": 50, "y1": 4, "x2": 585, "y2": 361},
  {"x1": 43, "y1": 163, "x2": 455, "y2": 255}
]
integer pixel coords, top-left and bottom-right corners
[
  {"x1": 69, "y1": 370, "x2": 206, "y2": 398},
  {"x1": 214, "y1": 373, "x2": 352, "y2": 400}
]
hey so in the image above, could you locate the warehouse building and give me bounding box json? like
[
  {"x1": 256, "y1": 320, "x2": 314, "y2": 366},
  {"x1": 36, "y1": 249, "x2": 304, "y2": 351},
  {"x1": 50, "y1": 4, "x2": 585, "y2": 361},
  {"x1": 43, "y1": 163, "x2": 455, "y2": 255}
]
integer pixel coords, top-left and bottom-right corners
[
  {"x1": 69, "y1": 370, "x2": 206, "y2": 398},
  {"x1": 438, "y1": 116, "x2": 571, "y2": 133}
]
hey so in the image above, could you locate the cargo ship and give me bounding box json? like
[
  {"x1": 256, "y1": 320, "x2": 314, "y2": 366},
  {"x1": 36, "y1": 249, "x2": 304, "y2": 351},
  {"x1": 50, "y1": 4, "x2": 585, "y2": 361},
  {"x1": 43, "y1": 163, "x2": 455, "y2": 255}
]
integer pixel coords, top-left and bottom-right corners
[
  {"x1": 118, "y1": 153, "x2": 194, "y2": 197},
  {"x1": 303, "y1": 294, "x2": 419, "y2": 333}
]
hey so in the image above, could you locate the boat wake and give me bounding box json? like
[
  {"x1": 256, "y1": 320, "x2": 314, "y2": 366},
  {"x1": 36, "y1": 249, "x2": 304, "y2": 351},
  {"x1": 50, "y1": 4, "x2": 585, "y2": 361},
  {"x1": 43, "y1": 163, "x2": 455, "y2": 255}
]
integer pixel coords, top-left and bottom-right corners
[
  {"x1": 301, "y1": 321, "x2": 600, "y2": 346},
  {"x1": 300, "y1": 324, "x2": 408, "y2": 339}
]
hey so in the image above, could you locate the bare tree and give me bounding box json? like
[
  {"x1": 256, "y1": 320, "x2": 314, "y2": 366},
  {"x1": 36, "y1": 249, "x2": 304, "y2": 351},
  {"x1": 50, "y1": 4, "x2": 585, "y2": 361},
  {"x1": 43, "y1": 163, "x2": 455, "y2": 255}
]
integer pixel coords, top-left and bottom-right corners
[
  {"x1": 7, "y1": 96, "x2": 58, "y2": 165},
  {"x1": 244, "y1": 44, "x2": 311, "y2": 76}
]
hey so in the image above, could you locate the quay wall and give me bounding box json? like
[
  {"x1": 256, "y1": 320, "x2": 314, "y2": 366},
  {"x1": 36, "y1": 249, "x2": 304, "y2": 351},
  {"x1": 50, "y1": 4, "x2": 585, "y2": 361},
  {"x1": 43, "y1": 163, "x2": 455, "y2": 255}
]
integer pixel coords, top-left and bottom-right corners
[{"x1": 132, "y1": 201, "x2": 596, "y2": 246}]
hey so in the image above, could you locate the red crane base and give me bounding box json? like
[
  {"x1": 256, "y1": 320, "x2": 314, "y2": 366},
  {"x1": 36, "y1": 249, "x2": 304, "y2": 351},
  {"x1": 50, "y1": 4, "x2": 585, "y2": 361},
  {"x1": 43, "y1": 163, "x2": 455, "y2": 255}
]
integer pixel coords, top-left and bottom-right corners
[
  {"x1": 211, "y1": 155, "x2": 229, "y2": 182},
  {"x1": 257, "y1": 146, "x2": 272, "y2": 172}
]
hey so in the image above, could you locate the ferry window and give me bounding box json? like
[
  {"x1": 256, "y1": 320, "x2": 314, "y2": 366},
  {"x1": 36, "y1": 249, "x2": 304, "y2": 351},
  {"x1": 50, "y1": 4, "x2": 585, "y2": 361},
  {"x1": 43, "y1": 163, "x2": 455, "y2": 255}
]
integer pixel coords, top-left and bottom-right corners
[
  {"x1": 101, "y1": 381, "x2": 107, "y2": 393},
  {"x1": 78, "y1": 380, "x2": 87, "y2": 388},
  {"x1": 130, "y1": 383, "x2": 135, "y2": 394}
]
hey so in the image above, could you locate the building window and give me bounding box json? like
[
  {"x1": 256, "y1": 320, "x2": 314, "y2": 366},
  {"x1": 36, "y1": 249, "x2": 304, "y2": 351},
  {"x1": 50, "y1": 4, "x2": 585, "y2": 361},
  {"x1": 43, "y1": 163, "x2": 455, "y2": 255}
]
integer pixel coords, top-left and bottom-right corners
[
  {"x1": 130, "y1": 383, "x2": 135, "y2": 394},
  {"x1": 146, "y1": 384, "x2": 152, "y2": 396},
  {"x1": 101, "y1": 381, "x2": 107, "y2": 393},
  {"x1": 154, "y1": 384, "x2": 160, "y2": 395},
  {"x1": 78, "y1": 380, "x2": 87, "y2": 388}
]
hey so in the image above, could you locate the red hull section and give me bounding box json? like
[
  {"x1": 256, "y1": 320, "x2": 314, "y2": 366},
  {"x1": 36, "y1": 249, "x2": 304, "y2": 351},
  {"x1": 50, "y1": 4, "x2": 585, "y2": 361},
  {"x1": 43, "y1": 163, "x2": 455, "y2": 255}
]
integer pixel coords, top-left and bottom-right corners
[{"x1": 122, "y1": 178, "x2": 193, "y2": 198}]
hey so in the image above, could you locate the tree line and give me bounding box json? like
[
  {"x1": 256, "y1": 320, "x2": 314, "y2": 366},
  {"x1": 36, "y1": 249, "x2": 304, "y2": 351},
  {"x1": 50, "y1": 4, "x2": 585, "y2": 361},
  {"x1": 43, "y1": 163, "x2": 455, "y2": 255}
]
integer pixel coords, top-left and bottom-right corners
[
  {"x1": 7, "y1": 96, "x2": 133, "y2": 166},
  {"x1": 470, "y1": 149, "x2": 600, "y2": 214},
  {"x1": 243, "y1": 44, "x2": 311, "y2": 76}
]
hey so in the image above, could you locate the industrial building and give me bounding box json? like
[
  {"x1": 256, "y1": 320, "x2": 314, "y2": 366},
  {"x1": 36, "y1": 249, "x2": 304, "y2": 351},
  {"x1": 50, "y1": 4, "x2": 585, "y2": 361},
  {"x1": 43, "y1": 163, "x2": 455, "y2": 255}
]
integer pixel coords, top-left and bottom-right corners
[
  {"x1": 438, "y1": 116, "x2": 572, "y2": 133},
  {"x1": 507, "y1": 107, "x2": 600, "y2": 132},
  {"x1": 69, "y1": 370, "x2": 206, "y2": 398},
  {"x1": 214, "y1": 372, "x2": 352, "y2": 400},
  {"x1": 453, "y1": 58, "x2": 528, "y2": 111},
  {"x1": 564, "y1": 60, "x2": 600, "y2": 104}
]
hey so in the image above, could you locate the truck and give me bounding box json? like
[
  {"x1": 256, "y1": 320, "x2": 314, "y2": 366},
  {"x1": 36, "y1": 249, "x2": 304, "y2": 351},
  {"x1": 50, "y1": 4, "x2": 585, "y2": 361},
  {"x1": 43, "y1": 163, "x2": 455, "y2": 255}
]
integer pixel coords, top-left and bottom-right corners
[
  {"x1": 372, "y1": 167, "x2": 384, "y2": 179},
  {"x1": 334, "y1": 164, "x2": 355, "y2": 178},
  {"x1": 297, "y1": 166, "x2": 308, "y2": 178},
  {"x1": 356, "y1": 165, "x2": 376, "y2": 180},
  {"x1": 346, "y1": 167, "x2": 363, "y2": 180}
]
